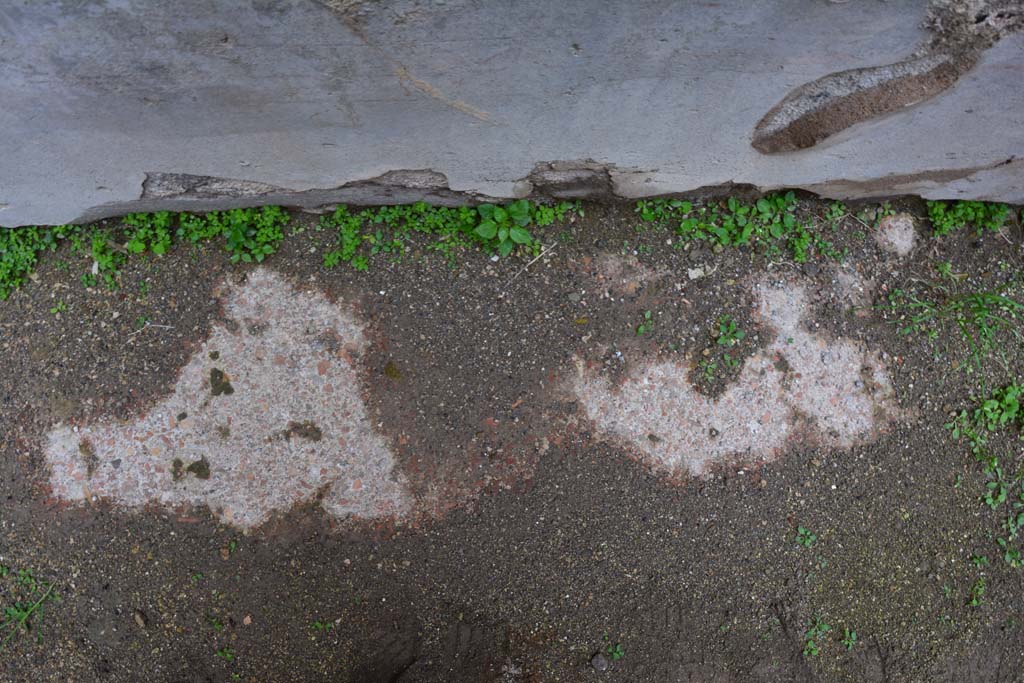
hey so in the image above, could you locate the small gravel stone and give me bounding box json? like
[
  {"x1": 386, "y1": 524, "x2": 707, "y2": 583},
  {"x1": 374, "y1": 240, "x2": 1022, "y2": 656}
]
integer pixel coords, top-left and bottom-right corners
[{"x1": 590, "y1": 653, "x2": 609, "y2": 672}]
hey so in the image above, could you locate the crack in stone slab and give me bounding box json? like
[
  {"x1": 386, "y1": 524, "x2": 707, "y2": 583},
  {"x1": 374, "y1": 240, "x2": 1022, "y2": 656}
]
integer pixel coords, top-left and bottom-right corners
[
  {"x1": 43, "y1": 268, "x2": 411, "y2": 529},
  {"x1": 573, "y1": 277, "x2": 901, "y2": 476}
]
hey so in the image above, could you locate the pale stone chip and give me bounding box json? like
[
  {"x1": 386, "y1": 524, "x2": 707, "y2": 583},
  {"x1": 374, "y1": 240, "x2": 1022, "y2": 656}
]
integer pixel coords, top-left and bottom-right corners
[{"x1": 875, "y1": 213, "x2": 917, "y2": 257}]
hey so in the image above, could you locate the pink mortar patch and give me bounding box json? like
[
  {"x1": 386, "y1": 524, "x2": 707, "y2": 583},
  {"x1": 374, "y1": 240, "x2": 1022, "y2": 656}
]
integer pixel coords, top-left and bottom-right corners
[
  {"x1": 573, "y1": 277, "x2": 900, "y2": 476},
  {"x1": 44, "y1": 268, "x2": 411, "y2": 530}
]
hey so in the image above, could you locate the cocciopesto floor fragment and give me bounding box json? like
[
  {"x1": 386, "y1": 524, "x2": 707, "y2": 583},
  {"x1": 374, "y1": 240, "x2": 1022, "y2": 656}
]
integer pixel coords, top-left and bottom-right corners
[
  {"x1": 574, "y1": 276, "x2": 901, "y2": 476},
  {"x1": 44, "y1": 268, "x2": 411, "y2": 529}
]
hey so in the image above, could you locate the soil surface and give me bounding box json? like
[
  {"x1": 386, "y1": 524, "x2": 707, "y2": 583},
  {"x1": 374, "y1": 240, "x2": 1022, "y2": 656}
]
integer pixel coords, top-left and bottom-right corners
[{"x1": 2, "y1": 198, "x2": 1024, "y2": 682}]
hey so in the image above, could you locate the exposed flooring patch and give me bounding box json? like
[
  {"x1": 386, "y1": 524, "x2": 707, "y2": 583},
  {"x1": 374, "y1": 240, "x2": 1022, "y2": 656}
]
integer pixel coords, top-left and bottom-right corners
[
  {"x1": 574, "y1": 277, "x2": 900, "y2": 476},
  {"x1": 44, "y1": 268, "x2": 411, "y2": 529}
]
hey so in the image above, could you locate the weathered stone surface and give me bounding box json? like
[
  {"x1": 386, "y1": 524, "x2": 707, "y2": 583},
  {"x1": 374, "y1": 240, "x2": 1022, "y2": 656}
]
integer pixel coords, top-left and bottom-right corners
[{"x1": 0, "y1": 0, "x2": 1021, "y2": 227}]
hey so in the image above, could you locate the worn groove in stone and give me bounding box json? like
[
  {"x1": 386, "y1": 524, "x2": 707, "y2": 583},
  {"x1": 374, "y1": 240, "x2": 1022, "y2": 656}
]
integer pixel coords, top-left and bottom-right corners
[{"x1": 751, "y1": 54, "x2": 965, "y2": 153}]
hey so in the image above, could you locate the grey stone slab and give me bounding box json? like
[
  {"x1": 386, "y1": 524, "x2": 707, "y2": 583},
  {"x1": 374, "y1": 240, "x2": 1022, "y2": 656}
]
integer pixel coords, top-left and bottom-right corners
[{"x1": 0, "y1": 0, "x2": 1020, "y2": 227}]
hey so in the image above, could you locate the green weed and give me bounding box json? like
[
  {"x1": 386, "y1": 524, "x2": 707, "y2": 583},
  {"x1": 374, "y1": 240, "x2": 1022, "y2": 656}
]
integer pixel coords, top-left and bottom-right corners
[
  {"x1": 124, "y1": 211, "x2": 173, "y2": 255},
  {"x1": 221, "y1": 206, "x2": 288, "y2": 263},
  {"x1": 0, "y1": 567, "x2": 60, "y2": 650},
  {"x1": 475, "y1": 200, "x2": 535, "y2": 257},
  {"x1": 884, "y1": 283, "x2": 1024, "y2": 372},
  {"x1": 716, "y1": 315, "x2": 745, "y2": 347},
  {"x1": 968, "y1": 577, "x2": 986, "y2": 607},
  {"x1": 802, "y1": 616, "x2": 831, "y2": 657},
  {"x1": 0, "y1": 224, "x2": 81, "y2": 299},
  {"x1": 928, "y1": 201, "x2": 1010, "y2": 237},
  {"x1": 948, "y1": 384, "x2": 1024, "y2": 567},
  {"x1": 824, "y1": 201, "x2": 846, "y2": 228},
  {"x1": 635, "y1": 193, "x2": 845, "y2": 263},
  {"x1": 636, "y1": 310, "x2": 654, "y2": 336},
  {"x1": 698, "y1": 358, "x2": 717, "y2": 381},
  {"x1": 796, "y1": 526, "x2": 818, "y2": 548},
  {"x1": 320, "y1": 200, "x2": 578, "y2": 269}
]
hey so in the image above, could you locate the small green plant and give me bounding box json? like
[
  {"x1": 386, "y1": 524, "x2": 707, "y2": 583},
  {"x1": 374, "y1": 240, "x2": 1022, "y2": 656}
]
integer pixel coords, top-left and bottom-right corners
[
  {"x1": 311, "y1": 620, "x2": 334, "y2": 632},
  {"x1": 716, "y1": 315, "x2": 745, "y2": 347},
  {"x1": 90, "y1": 230, "x2": 127, "y2": 289},
  {"x1": 4, "y1": 202, "x2": 582, "y2": 305},
  {"x1": 824, "y1": 201, "x2": 846, "y2": 227},
  {"x1": 796, "y1": 527, "x2": 818, "y2": 548},
  {"x1": 606, "y1": 642, "x2": 625, "y2": 661},
  {"x1": 321, "y1": 205, "x2": 371, "y2": 270},
  {"x1": 998, "y1": 537, "x2": 1022, "y2": 568},
  {"x1": 49, "y1": 300, "x2": 66, "y2": 314},
  {"x1": 223, "y1": 206, "x2": 288, "y2": 263},
  {"x1": 1, "y1": 567, "x2": 60, "y2": 650},
  {"x1": 935, "y1": 261, "x2": 957, "y2": 281},
  {"x1": 856, "y1": 202, "x2": 894, "y2": 230},
  {"x1": 635, "y1": 192, "x2": 843, "y2": 263},
  {"x1": 178, "y1": 211, "x2": 225, "y2": 243},
  {"x1": 803, "y1": 616, "x2": 831, "y2": 657},
  {"x1": 698, "y1": 358, "x2": 717, "y2": 381},
  {"x1": 971, "y1": 554, "x2": 990, "y2": 568},
  {"x1": 215, "y1": 647, "x2": 235, "y2": 662},
  {"x1": 474, "y1": 200, "x2": 535, "y2": 257},
  {"x1": 0, "y1": 224, "x2": 81, "y2": 300},
  {"x1": 983, "y1": 457, "x2": 1008, "y2": 510},
  {"x1": 320, "y1": 200, "x2": 577, "y2": 270},
  {"x1": 968, "y1": 577, "x2": 986, "y2": 607},
  {"x1": 841, "y1": 628, "x2": 858, "y2": 651},
  {"x1": 948, "y1": 384, "x2": 1024, "y2": 566},
  {"x1": 928, "y1": 200, "x2": 1010, "y2": 237},
  {"x1": 135, "y1": 315, "x2": 150, "y2": 330},
  {"x1": 636, "y1": 310, "x2": 654, "y2": 336},
  {"x1": 884, "y1": 284, "x2": 1024, "y2": 372},
  {"x1": 124, "y1": 211, "x2": 173, "y2": 255}
]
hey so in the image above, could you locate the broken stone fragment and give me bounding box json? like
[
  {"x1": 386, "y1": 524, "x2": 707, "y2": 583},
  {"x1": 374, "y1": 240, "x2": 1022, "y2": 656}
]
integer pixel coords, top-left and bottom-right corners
[{"x1": 875, "y1": 213, "x2": 918, "y2": 257}]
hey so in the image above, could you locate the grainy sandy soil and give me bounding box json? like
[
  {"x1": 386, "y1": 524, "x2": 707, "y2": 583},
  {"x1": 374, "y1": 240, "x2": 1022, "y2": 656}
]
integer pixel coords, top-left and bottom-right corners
[{"x1": 1, "y1": 198, "x2": 1023, "y2": 682}]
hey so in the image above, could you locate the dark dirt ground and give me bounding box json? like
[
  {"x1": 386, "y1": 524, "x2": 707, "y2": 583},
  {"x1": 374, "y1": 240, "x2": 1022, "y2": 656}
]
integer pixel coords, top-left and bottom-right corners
[{"x1": 2, "y1": 198, "x2": 1024, "y2": 682}]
